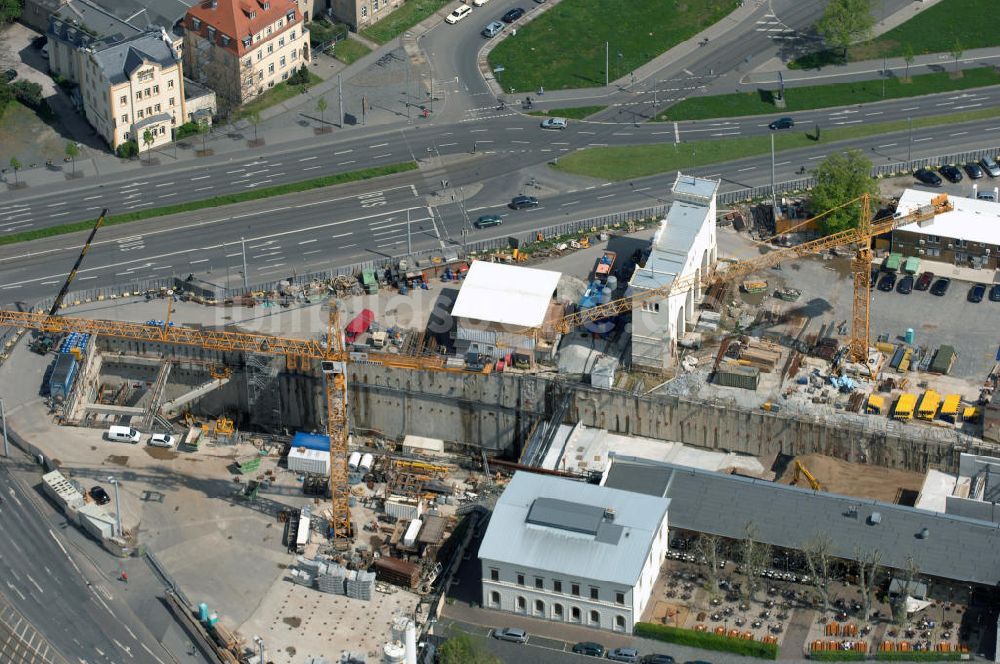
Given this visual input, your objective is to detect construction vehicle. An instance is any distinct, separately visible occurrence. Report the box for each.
[30,208,108,354]
[792,460,823,491]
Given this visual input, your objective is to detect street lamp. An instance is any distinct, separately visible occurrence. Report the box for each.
[1,398,8,457]
[107,475,123,538]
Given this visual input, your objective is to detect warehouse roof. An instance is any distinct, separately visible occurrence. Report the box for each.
[451,261,561,328]
[479,471,670,586]
[896,188,1000,246]
[603,456,1000,586]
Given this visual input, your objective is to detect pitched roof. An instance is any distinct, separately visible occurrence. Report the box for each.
[603,456,1000,587]
[185,0,300,55]
[478,471,670,586]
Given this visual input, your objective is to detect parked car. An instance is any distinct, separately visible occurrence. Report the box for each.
[444,4,472,24]
[474,214,502,228]
[641,656,675,664]
[980,157,1000,177]
[493,627,528,643]
[572,642,605,657]
[913,167,942,187]
[509,195,539,209]
[931,277,951,296]
[877,273,897,292]
[608,648,640,663]
[896,274,914,294]
[939,164,963,183]
[472,0,489,5]
[148,433,176,448]
[964,162,985,179]
[481,20,504,37]
[540,117,568,130]
[501,7,525,22]
[915,271,934,291]
[768,117,794,130]
[89,486,111,505]
[990,284,1000,302]
[969,283,987,303]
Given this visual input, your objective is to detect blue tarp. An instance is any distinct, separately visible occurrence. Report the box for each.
[291,432,329,451]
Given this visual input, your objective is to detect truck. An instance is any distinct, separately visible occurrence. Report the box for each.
[345,309,375,343]
[594,251,616,281]
[48,352,78,399]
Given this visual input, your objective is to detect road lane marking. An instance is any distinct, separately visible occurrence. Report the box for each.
[299,156,317,161]
[369,143,389,148]
[334,149,353,155]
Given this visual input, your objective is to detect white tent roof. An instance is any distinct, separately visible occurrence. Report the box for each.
[451,261,561,328]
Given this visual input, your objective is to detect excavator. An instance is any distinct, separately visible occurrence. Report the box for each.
[792,460,823,491]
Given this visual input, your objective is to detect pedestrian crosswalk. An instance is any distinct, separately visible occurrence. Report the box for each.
[0,594,69,664]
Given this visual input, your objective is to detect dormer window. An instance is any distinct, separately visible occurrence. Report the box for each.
[286,9,294,22]
[242,36,252,47]
[207,25,216,40]
[221,34,230,46]
[248,10,256,18]
[262,1,269,8]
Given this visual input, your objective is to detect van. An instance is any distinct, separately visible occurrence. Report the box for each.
[107,425,141,443]
[444,4,472,23]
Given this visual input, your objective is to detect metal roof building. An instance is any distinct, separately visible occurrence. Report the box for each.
[479,471,670,632]
[603,455,1000,587]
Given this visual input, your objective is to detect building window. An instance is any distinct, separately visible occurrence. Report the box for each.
[553,604,564,620]
[262,1,269,7]
[137,109,144,118]
[534,577,543,590]
[154,103,161,112]
[570,607,581,623]
[361,5,367,17]
[516,596,526,613]
[169,97,175,106]
[615,591,625,605]
[268,63,274,74]
[267,43,273,54]
[152,85,159,94]
[927,235,940,243]
[926,248,941,257]
[571,583,580,597]
[589,610,600,626]
[281,72,288,80]
[221,34,230,46]
[245,75,253,86]
[160,126,166,135]
[249,10,256,18]
[258,50,263,60]
[168,79,174,88]
[286,9,294,22]
[589,587,599,601]
[553,580,562,593]
[374,0,379,9]
[191,17,200,29]
[615,615,626,631]
[121,114,128,123]
[291,50,297,61]
[490,569,498,582]
[266,26,272,35]
[279,56,286,68]
[490,591,500,607]
[144,87,150,96]
[955,238,967,248]
[516,573,524,586]
[119,95,126,104]
[277,18,283,27]
[207,26,215,40]
[136,91,142,100]
[533,599,544,616]
[279,37,285,47]
[267,80,274,87]
[258,71,264,81]
[146,106,152,115]
[243,39,252,49]
[290,29,295,39]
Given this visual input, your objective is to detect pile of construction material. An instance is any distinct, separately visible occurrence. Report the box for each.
[727,336,782,372]
[291,558,376,600]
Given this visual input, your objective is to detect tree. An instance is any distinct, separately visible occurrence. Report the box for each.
[8,156,20,186]
[439,634,502,664]
[893,556,920,626]
[809,150,880,235]
[739,522,769,602]
[951,38,963,76]
[902,44,915,82]
[142,128,154,164]
[65,141,80,175]
[315,96,328,126]
[196,119,210,152]
[816,0,875,56]
[694,534,723,599]
[803,534,834,613]
[854,546,883,622]
[0,0,22,24]
[248,109,262,143]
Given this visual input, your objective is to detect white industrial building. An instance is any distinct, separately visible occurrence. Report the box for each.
[451,261,564,361]
[478,471,670,633]
[892,188,1000,270]
[630,174,719,370]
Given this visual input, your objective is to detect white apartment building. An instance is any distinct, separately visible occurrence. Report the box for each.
[629,174,719,370]
[479,471,670,633]
[184,0,310,110]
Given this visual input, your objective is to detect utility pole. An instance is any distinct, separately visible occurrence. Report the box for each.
[653,79,658,106]
[406,207,412,255]
[882,56,887,98]
[362,96,367,126]
[240,236,248,290]
[108,476,122,537]
[337,74,343,128]
[429,74,434,113]
[907,116,913,162]
[1,398,8,458]
[605,42,609,87]
[770,132,778,213]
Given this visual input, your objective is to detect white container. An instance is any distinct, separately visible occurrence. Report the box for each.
[288,447,331,475]
[348,451,362,471]
[359,452,375,473]
[402,518,423,548]
[385,497,423,521]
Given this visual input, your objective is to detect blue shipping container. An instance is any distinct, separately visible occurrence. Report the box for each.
[49,353,78,399]
[291,432,331,452]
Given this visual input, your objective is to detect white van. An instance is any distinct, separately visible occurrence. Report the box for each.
[445,3,472,23]
[107,425,141,443]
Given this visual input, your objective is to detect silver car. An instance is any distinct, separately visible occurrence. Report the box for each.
[493,627,528,643]
[979,156,1000,177]
[540,117,568,130]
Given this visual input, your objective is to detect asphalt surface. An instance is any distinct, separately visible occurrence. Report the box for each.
[0,460,183,664]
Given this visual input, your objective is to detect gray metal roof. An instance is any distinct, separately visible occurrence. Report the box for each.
[630,200,710,292]
[479,472,670,586]
[50,0,142,47]
[604,456,1000,586]
[672,173,719,203]
[91,29,176,84]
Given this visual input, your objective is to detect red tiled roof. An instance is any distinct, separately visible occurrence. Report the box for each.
[185,0,301,56]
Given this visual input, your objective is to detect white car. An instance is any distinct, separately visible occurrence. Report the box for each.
[444,4,472,23]
[540,117,568,130]
[472,0,489,6]
[148,433,176,448]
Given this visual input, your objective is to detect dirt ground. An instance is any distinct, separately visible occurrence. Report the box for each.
[777,454,925,504]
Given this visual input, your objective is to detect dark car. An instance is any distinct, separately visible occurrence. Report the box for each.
[931,277,951,296]
[897,274,914,294]
[877,273,897,292]
[2,69,15,83]
[572,642,605,657]
[509,195,539,210]
[768,117,794,130]
[501,7,525,22]
[990,284,1000,302]
[914,168,942,187]
[965,162,985,179]
[89,486,111,505]
[641,656,676,664]
[939,164,963,183]
[915,271,934,291]
[474,214,502,228]
[969,283,987,303]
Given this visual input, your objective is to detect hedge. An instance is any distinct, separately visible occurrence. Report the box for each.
[809,651,867,661]
[875,652,964,661]
[175,121,200,139]
[633,623,779,659]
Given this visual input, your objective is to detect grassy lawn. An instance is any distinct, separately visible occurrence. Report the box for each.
[0,162,418,247]
[488,0,737,92]
[526,105,606,119]
[656,67,1000,121]
[361,0,449,44]
[552,107,1000,181]
[236,71,323,119]
[332,38,371,65]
